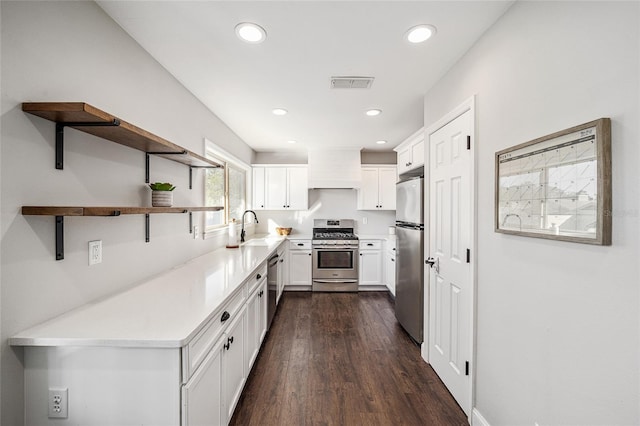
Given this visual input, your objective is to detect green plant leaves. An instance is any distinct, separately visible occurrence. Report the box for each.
[149,182,176,191]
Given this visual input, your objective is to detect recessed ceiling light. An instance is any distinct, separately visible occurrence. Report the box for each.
[406,24,437,44]
[287,140,297,144]
[272,108,288,116]
[366,109,382,116]
[235,22,267,44]
[376,140,387,145]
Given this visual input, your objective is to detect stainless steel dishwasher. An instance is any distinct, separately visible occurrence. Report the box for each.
[267,253,279,330]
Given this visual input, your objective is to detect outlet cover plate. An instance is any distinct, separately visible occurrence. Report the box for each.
[89,240,102,265]
[48,387,68,418]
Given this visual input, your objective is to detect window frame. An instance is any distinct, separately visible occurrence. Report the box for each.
[203,139,252,238]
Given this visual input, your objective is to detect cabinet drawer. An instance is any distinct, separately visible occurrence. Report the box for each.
[182,287,246,383]
[247,263,268,296]
[360,240,382,250]
[289,240,311,250]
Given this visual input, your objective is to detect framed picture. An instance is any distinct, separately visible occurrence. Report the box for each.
[495,118,611,245]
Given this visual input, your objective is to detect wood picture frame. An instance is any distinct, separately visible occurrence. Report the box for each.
[495,118,611,245]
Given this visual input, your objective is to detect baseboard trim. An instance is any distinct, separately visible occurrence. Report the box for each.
[472,408,491,426]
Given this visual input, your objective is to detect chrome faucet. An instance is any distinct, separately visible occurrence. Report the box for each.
[240,210,259,243]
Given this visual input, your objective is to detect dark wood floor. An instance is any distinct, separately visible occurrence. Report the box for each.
[230,291,468,426]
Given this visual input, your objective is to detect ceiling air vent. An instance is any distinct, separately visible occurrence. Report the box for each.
[330,76,374,89]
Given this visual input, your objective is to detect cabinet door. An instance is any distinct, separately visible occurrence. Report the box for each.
[265,167,288,209]
[222,307,246,424]
[245,288,260,372]
[286,167,308,210]
[411,138,425,169]
[182,339,223,426]
[258,279,268,344]
[357,168,380,210]
[359,250,383,285]
[378,167,397,210]
[276,250,286,303]
[397,148,412,175]
[385,252,396,296]
[253,167,266,210]
[289,249,312,287]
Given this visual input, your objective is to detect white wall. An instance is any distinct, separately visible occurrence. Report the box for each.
[0,2,254,424]
[423,2,639,425]
[254,188,395,236]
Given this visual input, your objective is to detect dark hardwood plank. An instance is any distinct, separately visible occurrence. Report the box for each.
[231,292,468,426]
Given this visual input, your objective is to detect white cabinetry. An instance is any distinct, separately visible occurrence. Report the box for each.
[358,166,397,210]
[253,165,308,210]
[276,245,287,303]
[385,239,396,296]
[181,339,223,426]
[288,240,312,289]
[359,240,384,287]
[246,273,267,372]
[222,306,247,424]
[395,128,425,176]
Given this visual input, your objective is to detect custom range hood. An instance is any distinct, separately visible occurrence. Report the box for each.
[307,148,362,189]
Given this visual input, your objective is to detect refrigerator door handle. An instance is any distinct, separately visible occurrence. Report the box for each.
[425,257,440,274]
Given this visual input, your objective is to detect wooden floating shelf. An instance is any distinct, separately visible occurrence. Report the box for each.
[22,102,223,172]
[23,206,224,260]
[22,206,223,217]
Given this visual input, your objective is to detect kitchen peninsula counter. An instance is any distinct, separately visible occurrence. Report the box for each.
[10,237,286,348]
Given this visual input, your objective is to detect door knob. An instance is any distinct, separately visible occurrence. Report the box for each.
[425,257,440,274]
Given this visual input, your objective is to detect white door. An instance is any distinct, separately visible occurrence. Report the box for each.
[358,168,379,209]
[428,108,473,416]
[289,249,312,287]
[252,167,266,210]
[264,167,288,209]
[182,339,223,426]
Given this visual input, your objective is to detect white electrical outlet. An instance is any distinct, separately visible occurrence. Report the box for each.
[88,240,102,265]
[363,217,368,225]
[48,388,68,418]
[193,225,199,239]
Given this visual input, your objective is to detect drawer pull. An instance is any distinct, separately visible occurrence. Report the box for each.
[257,273,262,280]
[221,311,230,322]
[224,342,230,351]
[367,243,374,246]
[228,336,234,345]
[297,243,304,246]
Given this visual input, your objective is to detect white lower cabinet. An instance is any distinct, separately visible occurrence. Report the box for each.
[222,306,247,424]
[182,339,224,426]
[246,277,267,371]
[359,240,384,287]
[385,242,396,296]
[276,246,287,303]
[288,240,312,289]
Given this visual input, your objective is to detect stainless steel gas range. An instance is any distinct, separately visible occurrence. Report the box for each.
[311,219,359,292]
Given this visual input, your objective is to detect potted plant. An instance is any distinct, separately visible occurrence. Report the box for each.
[149,182,176,207]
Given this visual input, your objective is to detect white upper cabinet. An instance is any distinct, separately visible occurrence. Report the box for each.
[357,166,397,210]
[395,128,425,176]
[252,165,308,211]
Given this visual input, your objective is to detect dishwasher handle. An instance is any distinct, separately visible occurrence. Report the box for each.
[268,255,279,267]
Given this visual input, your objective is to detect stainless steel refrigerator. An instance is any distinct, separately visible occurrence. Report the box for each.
[395,177,424,343]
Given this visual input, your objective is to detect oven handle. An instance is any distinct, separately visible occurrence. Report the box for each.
[312,246,359,250]
[312,279,359,284]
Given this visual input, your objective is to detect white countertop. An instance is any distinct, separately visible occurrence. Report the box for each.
[10,237,286,349]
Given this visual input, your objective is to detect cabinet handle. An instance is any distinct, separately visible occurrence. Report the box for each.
[367,243,374,246]
[360,253,363,256]
[297,243,304,246]
[224,342,230,351]
[228,336,234,345]
[283,205,286,208]
[280,259,284,263]
[308,253,312,256]
[392,248,396,251]
[261,205,264,208]
[257,273,262,280]
[221,311,230,322]
[391,258,395,262]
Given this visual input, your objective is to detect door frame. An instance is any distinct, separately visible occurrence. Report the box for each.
[421,95,477,419]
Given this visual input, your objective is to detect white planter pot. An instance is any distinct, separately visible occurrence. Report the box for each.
[152,191,173,207]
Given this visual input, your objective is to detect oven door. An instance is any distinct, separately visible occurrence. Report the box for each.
[312,246,359,280]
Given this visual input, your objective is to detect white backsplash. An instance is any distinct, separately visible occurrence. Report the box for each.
[254,189,395,236]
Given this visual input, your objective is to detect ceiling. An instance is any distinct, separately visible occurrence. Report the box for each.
[97,1,513,153]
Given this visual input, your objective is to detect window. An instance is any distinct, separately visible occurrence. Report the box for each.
[204,140,250,232]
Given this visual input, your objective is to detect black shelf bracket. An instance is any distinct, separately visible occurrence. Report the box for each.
[189,212,193,233]
[55,120,120,170]
[145,151,188,183]
[145,214,150,243]
[55,216,64,260]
